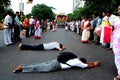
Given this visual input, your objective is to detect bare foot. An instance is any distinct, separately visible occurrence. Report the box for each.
[18,44,22,49]
[13,65,22,73]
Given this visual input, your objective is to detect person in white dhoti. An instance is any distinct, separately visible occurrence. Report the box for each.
[4,11,13,46]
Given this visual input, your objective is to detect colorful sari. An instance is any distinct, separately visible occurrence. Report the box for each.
[34,19,41,39]
[112,16,120,75]
[100,21,112,44]
[81,20,90,43]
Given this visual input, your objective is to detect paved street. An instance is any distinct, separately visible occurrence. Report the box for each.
[0,28,117,80]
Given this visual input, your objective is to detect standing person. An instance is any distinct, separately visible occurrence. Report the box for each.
[110,5,120,80]
[3,11,13,46]
[65,21,68,31]
[18,41,66,51]
[52,20,56,32]
[13,52,100,73]
[47,19,50,30]
[76,20,79,34]
[34,18,41,39]
[23,15,30,37]
[71,20,75,32]
[106,10,116,49]
[80,17,85,35]
[89,14,97,41]
[29,16,34,36]
[100,11,109,47]
[14,11,22,42]
[41,19,44,32]
[93,15,102,45]
[43,20,47,32]
[81,16,90,43]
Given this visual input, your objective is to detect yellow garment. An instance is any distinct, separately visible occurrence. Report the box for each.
[101,21,111,26]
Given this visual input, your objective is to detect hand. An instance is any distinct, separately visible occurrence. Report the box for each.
[93,61,101,67]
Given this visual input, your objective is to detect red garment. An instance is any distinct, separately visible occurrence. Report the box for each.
[34,19,39,29]
[103,26,112,43]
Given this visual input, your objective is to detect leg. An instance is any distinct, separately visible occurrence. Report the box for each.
[19,44,34,50]
[19,44,44,50]
[13,60,61,73]
[113,44,120,80]
[4,29,9,45]
[8,29,12,44]
[26,27,30,37]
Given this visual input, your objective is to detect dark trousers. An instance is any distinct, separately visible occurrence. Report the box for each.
[89,29,94,40]
[22,60,61,72]
[30,25,34,36]
[20,44,44,50]
[14,26,21,42]
[96,36,100,45]
[25,27,30,37]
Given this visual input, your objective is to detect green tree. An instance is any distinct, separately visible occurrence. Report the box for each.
[67,13,73,21]
[31,4,55,21]
[85,0,120,15]
[0,0,11,22]
[70,0,120,20]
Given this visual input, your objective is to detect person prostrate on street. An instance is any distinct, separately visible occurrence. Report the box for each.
[13,52,101,73]
[18,41,66,51]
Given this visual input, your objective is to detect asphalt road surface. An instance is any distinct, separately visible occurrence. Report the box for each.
[0,28,117,80]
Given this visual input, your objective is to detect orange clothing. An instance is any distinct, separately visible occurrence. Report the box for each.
[24,18,30,27]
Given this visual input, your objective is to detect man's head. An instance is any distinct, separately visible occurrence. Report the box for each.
[59,43,63,49]
[16,11,19,15]
[59,43,66,51]
[79,58,87,63]
[7,11,12,16]
[106,10,112,17]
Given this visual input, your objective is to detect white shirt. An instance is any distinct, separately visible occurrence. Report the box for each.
[102,16,108,22]
[29,18,34,25]
[109,14,116,26]
[43,42,60,50]
[4,15,12,28]
[60,58,88,69]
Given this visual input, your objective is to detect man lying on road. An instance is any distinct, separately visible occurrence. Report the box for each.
[19,41,66,51]
[13,52,101,73]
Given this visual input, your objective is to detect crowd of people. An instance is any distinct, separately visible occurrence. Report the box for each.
[2,5,120,80]
[65,10,115,49]
[3,11,57,46]
[64,5,120,80]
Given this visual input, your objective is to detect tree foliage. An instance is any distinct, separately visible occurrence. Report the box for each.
[31,4,55,21]
[67,0,120,21]
[0,0,11,22]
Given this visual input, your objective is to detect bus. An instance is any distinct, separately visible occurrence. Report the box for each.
[55,14,68,27]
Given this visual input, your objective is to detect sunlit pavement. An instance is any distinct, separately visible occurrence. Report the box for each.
[0,28,117,80]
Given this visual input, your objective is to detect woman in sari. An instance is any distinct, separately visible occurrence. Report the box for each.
[81,16,90,43]
[34,18,41,39]
[112,5,120,80]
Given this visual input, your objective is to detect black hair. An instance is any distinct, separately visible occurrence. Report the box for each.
[80,58,87,63]
[16,11,19,14]
[7,11,12,15]
[59,43,63,48]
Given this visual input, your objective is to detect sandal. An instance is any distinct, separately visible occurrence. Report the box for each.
[114,76,120,80]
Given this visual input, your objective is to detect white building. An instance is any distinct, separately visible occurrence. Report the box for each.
[73,0,85,11]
